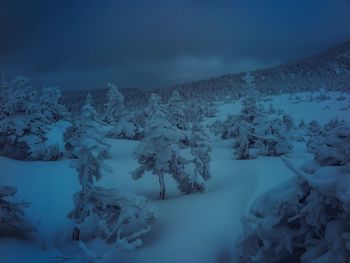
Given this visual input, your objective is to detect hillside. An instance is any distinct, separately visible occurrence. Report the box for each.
[62,40,350,112]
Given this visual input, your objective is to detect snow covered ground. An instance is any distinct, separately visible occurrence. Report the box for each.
[1,91,349,263]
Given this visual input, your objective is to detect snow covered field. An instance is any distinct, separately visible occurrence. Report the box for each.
[1,91,349,263]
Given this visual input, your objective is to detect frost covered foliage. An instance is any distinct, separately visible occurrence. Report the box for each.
[64,94,106,159]
[166,90,187,130]
[282,113,295,132]
[106,115,142,140]
[307,120,322,136]
[40,86,70,122]
[133,93,163,129]
[256,118,293,156]
[132,104,202,199]
[69,187,157,249]
[0,185,32,235]
[188,123,212,193]
[230,73,265,159]
[315,87,331,101]
[68,94,157,249]
[236,123,350,263]
[145,93,163,120]
[132,108,192,199]
[217,114,292,159]
[307,119,349,166]
[104,83,125,125]
[0,76,59,160]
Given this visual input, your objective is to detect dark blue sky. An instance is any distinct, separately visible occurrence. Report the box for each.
[1,0,350,90]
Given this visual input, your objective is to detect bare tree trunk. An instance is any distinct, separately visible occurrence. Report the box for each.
[159,173,165,200]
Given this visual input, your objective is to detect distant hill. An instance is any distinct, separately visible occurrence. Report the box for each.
[63,40,350,112]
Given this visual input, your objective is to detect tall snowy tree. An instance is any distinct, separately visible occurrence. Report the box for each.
[144,93,163,120]
[68,94,157,248]
[104,83,125,125]
[64,93,105,158]
[188,122,212,193]
[131,108,189,199]
[166,90,187,130]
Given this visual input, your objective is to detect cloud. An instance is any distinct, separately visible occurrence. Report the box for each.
[1,0,350,90]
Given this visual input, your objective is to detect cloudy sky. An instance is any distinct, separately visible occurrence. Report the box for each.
[1,0,350,90]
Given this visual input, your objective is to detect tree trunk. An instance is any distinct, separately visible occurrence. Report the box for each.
[159,173,166,200]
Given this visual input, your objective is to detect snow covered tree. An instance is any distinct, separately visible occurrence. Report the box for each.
[298,119,307,130]
[64,93,105,159]
[232,119,259,159]
[0,76,56,160]
[307,120,322,136]
[256,118,293,156]
[187,122,212,193]
[282,113,295,131]
[104,83,125,125]
[165,90,187,130]
[40,86,70,123]
[231,84,265,159]
[106,114,141,140]
[131,108,189,199]
[144,93,163,120]
[236,122,350,263]
[0,185,32,235]
[307,119,349,167]
[68,94,157,248]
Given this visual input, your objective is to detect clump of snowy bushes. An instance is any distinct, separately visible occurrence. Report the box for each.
[0,185,32,235]
[0,76,69,160]
[212,73,292,159]
[236,121,350,263]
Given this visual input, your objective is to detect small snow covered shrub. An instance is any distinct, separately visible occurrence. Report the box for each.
[307,119,349,166]
[69,187,157,248]
[236,122,350,263]
[307,120,322,136]
[214,74,292,159]
[298,119,307,130]
[187,122,212,193]
[335,94,346,101]
[256,118,293,156]
[0,185,32,235]
[106,115,142,140]
[202,101,218,118]
[315,87,331,101]
[40,86,70,122]
[282,113,295,131]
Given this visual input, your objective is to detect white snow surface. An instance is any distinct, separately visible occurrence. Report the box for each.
[0,91,349,263]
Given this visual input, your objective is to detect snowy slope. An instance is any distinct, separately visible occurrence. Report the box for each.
[1,90,349,263]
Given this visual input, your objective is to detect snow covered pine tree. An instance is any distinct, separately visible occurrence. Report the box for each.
[67,94,157,249]
[188,122,212,193]
[104,83,125,125]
